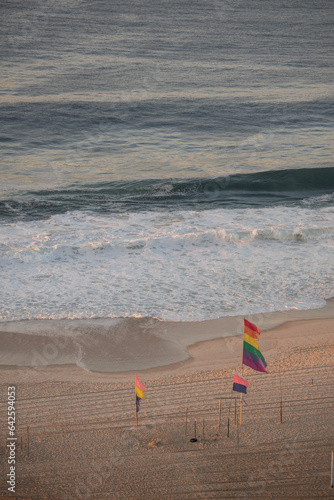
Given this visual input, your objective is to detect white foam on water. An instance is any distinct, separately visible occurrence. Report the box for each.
[0,204,333,322]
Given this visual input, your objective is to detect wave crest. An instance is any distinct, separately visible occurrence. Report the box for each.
[1,167,333,221]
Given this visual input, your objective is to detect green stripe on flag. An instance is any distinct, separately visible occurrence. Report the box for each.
[243,341,265,361]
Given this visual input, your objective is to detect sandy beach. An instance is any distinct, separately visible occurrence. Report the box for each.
[0,303,334,499]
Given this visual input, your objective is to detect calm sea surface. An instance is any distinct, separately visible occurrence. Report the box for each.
[0,0,333,321]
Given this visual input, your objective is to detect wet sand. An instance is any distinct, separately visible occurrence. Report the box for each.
[0,304,334,498]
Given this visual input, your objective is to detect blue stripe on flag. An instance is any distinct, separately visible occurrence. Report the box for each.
[233,382,247,394]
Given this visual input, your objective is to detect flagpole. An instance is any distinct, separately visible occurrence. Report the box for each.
[240,323,244,425]
[279,364,283,424]
[136,396,138,427]
[135,374,147,428]
[240,363,243,425]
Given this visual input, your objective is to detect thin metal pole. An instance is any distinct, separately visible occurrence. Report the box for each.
[279,365,283,424]
[240,365,243,424]
[218,398,222,432]
[280,401,283,424]
[185,407,188,436]
[227,418,230,438]
[236,410,239,446]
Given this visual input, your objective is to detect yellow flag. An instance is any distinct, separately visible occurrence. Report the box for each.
[135,386,146,399]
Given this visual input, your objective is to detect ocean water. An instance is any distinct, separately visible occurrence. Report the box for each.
[0,0,333,322]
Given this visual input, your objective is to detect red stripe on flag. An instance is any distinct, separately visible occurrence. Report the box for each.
[244,319,260,339]
[233,374,249,387]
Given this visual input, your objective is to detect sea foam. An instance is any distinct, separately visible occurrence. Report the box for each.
[0,203,333,322]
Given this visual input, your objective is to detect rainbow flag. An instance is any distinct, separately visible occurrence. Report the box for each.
[243,319,268,373]
[135,374,147,413]
[233,371,249,394]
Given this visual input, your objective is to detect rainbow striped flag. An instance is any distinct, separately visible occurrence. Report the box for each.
[233,371,249,394]
[243,319,268,373]
[135,374,147,413]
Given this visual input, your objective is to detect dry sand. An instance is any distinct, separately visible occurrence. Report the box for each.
[0,305,334,499]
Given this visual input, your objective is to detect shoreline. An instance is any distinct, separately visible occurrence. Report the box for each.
[0,299,334,382]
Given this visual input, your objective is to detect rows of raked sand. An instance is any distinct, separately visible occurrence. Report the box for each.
[0,306,334,498]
